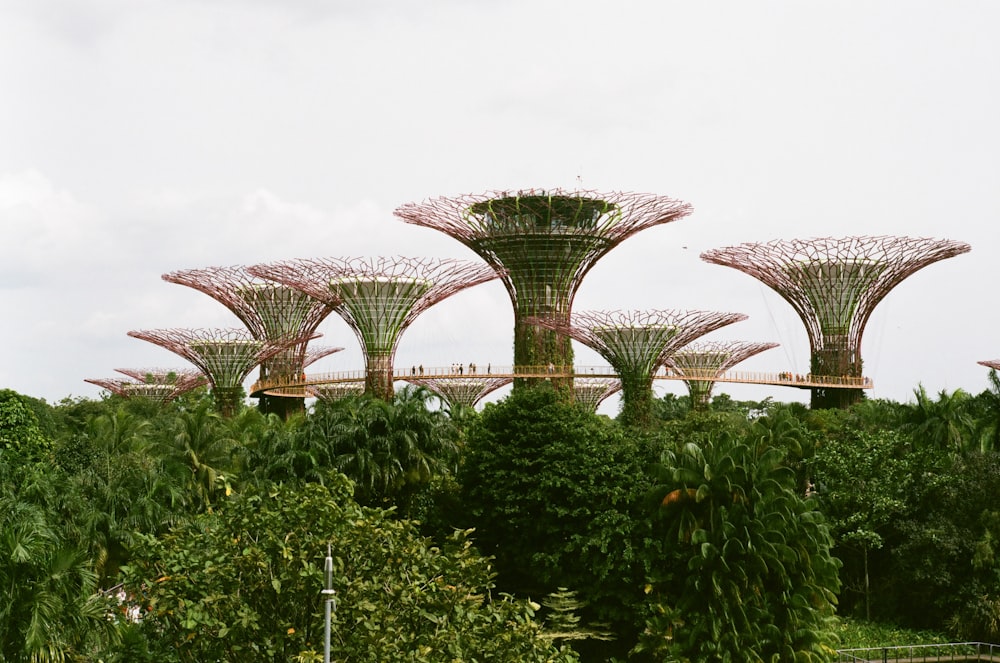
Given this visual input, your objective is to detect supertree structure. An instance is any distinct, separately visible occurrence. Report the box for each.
[85,367,207,403]
[258,345,346,399]
[306,382,366,403]
[409,376,513,411]
[394,189,692,390]
[114,367,207,401]
[162,265,337,418]
[979,360,1000,371]
[248,256,500,401]
[527,309,747,428]
[115,367,206,388]
[127,328,314,417]
[665,340,779,410]
[701,236,971,409]
[573,377,622,413]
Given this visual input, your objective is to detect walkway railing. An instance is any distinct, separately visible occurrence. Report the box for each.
[836,642,1000,662]
[249,364,873,397]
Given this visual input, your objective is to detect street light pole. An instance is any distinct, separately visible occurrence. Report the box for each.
[322,544,336,663]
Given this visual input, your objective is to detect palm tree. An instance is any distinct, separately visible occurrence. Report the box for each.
[0,485,117,660]
[642,430,840,661]
[304,387,460,509]
[971,369,1000,453]
[158,402,239,511]
[905,384,975,453]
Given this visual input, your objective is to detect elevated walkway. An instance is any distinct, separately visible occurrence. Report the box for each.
[249,364,872,398]
[836,641,1000,662]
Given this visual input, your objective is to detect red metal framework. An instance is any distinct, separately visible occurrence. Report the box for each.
[666,340,779,409]
[978,360,1000,371]
[127,328,315,416]
[162,265,338,417]
[85,371,206,402]
[302,345,345,369]
[701,236,970,409]
[573,377,622,413]
[247,256,500,400]
[306,383,366,402]
[409,376,513,410]
[114,367,206,388]
[527,309,747,427]
[394,189,692,388]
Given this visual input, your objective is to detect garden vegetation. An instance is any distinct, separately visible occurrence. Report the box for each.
[2,374,1000,661]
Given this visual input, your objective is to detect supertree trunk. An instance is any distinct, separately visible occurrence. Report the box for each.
[810,343,864,409]
[685,380,714,411]
[618,374,656,428]
[366,353,395,401]
[212,386,244,418]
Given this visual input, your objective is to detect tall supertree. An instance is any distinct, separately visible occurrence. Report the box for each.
[573,377,622,413]
[527,309,747,428]
[85,367,207,403]
[410,376,513,411]
[701,236,971,409]
[665,340,779,410]
[162,265,337,418]
[248,257,500,401]
[127,328,313,417]
[394,189,692,391]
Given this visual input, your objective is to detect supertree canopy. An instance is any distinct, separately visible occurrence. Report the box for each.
[394,189,692,390]
[248,256,500,400]
[162,265,337,418]
[127,328,314,416]
[527,309,747,427]
[665,340,779,410]
[306,382,366,403]
[701,236,971,409]
[978,360,1000,371]
[410,376,513,411]
[85,367,207,403]
[573,377,622,413]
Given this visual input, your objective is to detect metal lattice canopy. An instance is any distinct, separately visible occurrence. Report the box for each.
[127,327,314,399]
[162,265,337,388]
[527,309,747,426]
[85,375,203,402]
[306,383,366,402]
[527,309,749,379]
[573,377,622,413]
[978,360,1000,371]
[247,256,501,399]
[665,340,779,408]
[394,189,693,374]
[162,265,335,339]
[115,367,207,391]
[409,376,513,410]
[700,236,971,371]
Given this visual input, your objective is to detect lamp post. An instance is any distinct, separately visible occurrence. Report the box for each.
[322,544,336,663]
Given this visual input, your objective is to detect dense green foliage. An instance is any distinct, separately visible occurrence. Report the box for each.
[125,475,577,662]
[4,372,1000,659]
[459,386,650,658]
[639,420,841,661]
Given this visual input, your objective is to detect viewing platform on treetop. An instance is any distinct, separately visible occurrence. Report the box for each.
[248,364,873,398]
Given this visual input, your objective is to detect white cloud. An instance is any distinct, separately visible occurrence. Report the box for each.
[1,1,998,406]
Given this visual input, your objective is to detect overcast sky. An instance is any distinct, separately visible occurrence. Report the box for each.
[2,0,998,413]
